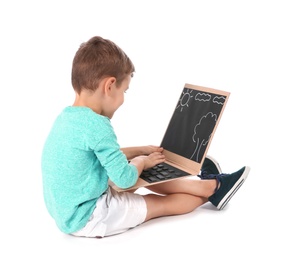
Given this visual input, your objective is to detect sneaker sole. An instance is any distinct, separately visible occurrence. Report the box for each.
[206,155,222,174]
[217,166,250,210]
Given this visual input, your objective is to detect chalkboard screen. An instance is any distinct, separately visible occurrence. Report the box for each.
[161,84,229,164]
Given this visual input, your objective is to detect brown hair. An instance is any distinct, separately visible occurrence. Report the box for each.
[71,36,135,93]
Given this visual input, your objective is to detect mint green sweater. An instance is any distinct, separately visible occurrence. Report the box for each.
[41,107,138,234]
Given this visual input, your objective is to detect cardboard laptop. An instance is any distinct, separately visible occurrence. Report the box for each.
[110,83,230,192]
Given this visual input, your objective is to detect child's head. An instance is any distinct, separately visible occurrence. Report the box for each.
[71,36,135,94]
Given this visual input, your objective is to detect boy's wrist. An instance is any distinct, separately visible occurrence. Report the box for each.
[130,156,146,174]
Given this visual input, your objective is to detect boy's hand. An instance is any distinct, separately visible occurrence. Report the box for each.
[121,145,163,160]
[142,145,163,155]
[129,151,165,175]
[141,151,165,170]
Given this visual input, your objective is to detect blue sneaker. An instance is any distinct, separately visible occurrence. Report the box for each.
[198,155,222,179]
[208,166,250,210]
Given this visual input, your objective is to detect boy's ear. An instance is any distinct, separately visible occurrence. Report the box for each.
[104,77,117,95]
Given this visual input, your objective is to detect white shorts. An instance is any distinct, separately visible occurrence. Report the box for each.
[71,186,147,238]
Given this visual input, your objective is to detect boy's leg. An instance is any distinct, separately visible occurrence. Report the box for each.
[142,178,217,221]
[143,192,208,222]
[146,177,217,198]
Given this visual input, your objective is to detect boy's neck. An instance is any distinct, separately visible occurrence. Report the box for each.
[73,91,102,115]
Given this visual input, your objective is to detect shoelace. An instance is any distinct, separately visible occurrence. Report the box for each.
[198,170,218,179]
[198,172,229,192]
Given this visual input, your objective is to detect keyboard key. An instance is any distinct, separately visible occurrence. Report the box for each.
[156,174,165,180]
[148,176,159,182]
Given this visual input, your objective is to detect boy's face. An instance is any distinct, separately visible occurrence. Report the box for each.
[104,75,131,119]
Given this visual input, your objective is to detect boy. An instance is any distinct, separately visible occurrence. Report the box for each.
[41,36,250,238]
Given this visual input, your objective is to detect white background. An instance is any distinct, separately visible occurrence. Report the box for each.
[1,1,285,259]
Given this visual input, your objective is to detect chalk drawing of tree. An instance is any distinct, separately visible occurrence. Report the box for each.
[190,112,217,162]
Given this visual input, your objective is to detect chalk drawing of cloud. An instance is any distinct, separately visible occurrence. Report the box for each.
[213,96,226,105]
[195,93,211,102]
